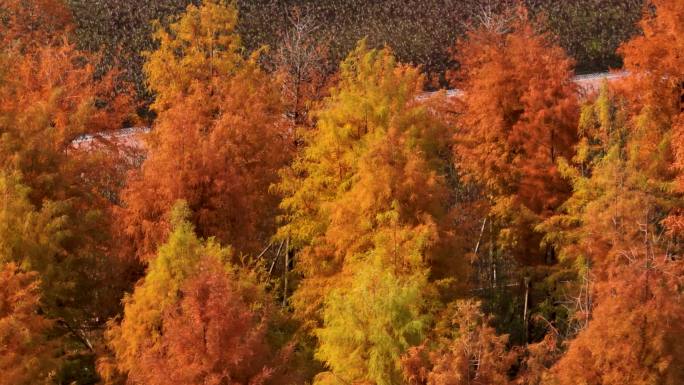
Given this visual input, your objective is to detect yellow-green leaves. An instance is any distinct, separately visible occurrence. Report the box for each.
[144,0,243,111]
[315,262,429,385]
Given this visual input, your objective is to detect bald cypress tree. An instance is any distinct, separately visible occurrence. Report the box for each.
[119,0,291,261]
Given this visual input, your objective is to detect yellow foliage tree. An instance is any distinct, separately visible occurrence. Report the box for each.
[143,0,243,112]
[315,260,429,385]
[276,41,461,329]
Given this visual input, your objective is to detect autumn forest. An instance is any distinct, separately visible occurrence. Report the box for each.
[1,0,683,384]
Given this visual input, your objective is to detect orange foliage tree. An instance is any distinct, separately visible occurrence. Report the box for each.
[401,301,517,385]
[0,1,134,383]
[540,2,684,383]
[538,84,682,385]
[104,202,300,385]
[131,258,290,385]
[541,0,682,301]
[619,0,684,121]
[453,10,578,265]
[119,0,291,260]
[0,263,59,385]
[0,0,131,205]
[0,0,132,323]
[0,44,130,204]
[618,0,684,232]
[547,259,684,385]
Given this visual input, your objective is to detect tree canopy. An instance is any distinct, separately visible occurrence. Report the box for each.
[3,1,684,385]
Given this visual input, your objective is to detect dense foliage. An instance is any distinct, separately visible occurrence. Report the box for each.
[1,0,683,385]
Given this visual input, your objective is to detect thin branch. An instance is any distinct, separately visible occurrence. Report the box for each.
[56,318,94,352]
[256,241,273,260]
[473,216,488,257]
